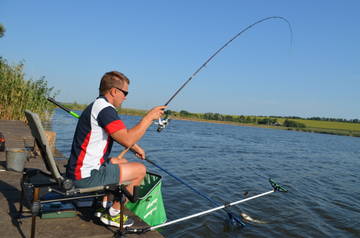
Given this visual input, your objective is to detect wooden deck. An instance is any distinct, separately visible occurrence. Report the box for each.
[0,120,164,238]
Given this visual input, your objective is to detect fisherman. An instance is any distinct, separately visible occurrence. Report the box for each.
[66,71,166,227]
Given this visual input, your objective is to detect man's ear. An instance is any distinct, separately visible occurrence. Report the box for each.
[109,88,116,97]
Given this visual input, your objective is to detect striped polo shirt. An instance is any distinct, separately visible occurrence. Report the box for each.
[66,96,126,180]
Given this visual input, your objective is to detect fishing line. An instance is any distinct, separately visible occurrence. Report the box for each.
[146,157,245,226]
[157,16,293,132]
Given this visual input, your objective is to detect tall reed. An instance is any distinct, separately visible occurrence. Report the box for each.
[0,57,58,121]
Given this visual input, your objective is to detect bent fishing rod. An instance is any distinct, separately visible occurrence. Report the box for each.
[48,97,245,226]
[156,16,293,132]
[123,179,287,235]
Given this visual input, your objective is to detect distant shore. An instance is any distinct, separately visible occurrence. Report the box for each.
[166,116,360,137]
[60,103,360,138]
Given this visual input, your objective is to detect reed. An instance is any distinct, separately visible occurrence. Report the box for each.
[0,57,58,121]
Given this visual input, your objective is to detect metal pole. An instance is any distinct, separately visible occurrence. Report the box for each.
[150,190,274,230]
[31,187,40,238]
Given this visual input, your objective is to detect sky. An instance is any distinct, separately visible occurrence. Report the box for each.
[1,1,359,119]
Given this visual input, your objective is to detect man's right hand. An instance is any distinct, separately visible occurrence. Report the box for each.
[145,105,167,121]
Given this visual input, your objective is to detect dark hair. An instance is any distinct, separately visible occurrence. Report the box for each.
[99,71,130,95]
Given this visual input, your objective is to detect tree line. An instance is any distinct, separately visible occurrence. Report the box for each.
[170,110,359,124]
[167,110,307,128]
[273,115,359,123]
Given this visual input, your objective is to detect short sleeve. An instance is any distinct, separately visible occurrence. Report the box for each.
[97,107,126,134]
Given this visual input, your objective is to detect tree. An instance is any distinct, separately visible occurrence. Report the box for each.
[283,119,306,128]
[179,110,191,117]
[0,24,5,38]
[257,118,278,125]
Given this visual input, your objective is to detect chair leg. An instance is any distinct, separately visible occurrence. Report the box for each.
[19,185,24,215]
[31,187,40,238]
[120,197,125,231]
[18,174,26,216]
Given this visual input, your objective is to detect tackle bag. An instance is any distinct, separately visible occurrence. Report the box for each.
[126,172,167,226]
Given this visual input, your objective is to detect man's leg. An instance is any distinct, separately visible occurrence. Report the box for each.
[96,158,131,217]
[112,162,146,210]
[100,160,146,227]
[101,158,129,206]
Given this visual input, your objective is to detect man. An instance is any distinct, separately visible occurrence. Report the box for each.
[66,71,166,227]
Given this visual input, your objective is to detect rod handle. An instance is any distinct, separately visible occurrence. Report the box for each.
[47,97,80,119]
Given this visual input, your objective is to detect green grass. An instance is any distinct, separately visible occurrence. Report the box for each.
[287,119,360,132]
[62,102,87,111]
[119,108,147,116]
[272,118,360,136]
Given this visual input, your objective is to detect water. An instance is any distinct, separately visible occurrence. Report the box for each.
[51,109,360,238]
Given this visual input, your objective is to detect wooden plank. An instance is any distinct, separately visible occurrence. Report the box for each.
[0,120,34,149]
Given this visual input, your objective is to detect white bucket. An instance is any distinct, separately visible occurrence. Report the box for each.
[6,148,28,172]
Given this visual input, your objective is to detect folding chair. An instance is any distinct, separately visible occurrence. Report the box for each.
[19,110,138,238]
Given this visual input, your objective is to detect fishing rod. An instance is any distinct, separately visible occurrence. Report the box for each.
[157,16,293,132]
[48,98,246,226]
[48,97,80,119]
[146,157,245,226]
[122,179,287,235]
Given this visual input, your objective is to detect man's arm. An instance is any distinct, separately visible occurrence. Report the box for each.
[111,105,166,154]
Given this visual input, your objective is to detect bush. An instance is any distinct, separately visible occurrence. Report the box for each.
[283,119,306,128]
[0,57,58,121]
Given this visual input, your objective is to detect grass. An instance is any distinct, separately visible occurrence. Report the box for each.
[282,118,360,131]
[277,118,360,137]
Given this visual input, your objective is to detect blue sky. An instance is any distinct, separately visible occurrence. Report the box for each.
[1,1,359,119]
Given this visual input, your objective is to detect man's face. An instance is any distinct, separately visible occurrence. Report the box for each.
[113,82,128,108]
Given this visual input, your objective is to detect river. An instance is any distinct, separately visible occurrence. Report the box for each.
[51,109,360,238]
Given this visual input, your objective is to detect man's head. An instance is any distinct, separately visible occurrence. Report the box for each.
[99,71,130,95]
[99,71,130,107]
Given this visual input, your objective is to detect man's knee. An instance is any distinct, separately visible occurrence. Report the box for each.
[138,163,146,177]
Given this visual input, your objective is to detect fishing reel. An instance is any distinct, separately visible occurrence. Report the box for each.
[156,110,171,132]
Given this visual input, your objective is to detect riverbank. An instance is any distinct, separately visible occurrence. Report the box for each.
[170,116,360,137]
[117,108,360,138]
[118,111,360,137]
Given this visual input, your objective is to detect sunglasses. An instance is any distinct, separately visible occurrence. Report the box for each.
[114,87,128,97]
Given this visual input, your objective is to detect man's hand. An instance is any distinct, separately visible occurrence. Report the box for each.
[116,144,146,160]
[129,144,146,160]
[143,105,167,122]
[132,144,146,160]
